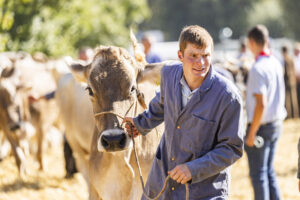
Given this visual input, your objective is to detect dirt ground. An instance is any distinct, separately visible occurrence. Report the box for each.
[0,119,299,200]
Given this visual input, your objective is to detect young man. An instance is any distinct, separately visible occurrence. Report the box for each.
[124,25,244,199]
[245,25,286,200]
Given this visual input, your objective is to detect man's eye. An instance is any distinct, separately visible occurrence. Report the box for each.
[85,86,94,96]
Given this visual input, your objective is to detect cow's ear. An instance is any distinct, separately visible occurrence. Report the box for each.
[1,66,15,78]
[70,63,91,84]
[130,29,147,65]
[137,62,165,85]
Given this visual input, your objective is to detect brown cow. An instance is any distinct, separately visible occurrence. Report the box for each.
[70,41,165,199]
[0,52,60,172]
[0,66,27,176]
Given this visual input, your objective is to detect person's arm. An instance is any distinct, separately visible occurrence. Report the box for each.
[184,97,244,184]
[246,94,265,147]
[123,66,166,136]
[132,67,165,136]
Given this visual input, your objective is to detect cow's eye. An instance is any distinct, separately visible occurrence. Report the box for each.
[85,86,94,96]
[130,86,136,94]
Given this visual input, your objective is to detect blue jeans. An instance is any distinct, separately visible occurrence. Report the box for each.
[245,121,282,200]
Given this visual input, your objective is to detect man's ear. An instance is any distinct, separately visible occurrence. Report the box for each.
[69,63,91,84]
[178,50,183,62]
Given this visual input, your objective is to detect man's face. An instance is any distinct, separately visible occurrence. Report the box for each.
[178,43,212,81]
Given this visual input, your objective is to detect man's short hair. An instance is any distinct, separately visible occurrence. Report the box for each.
[281,45,288,54]
[179,25,214,53]
[247,24,269,46]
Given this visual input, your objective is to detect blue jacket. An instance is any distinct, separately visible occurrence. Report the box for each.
[134,63,244,200]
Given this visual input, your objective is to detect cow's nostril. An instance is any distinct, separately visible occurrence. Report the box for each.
[10,124,20,131]
[119,133,126,148]
[101,136,110,149]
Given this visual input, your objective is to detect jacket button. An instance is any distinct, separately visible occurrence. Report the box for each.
[171,187,175,191]
[177,125,180,129]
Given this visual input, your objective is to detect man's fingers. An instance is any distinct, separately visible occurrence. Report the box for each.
[168,166,179,178]
[181,177,189,184]
[171,170,181,181]
[176,173,186,183]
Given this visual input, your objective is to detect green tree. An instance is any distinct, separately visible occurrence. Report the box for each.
[0,0,150,57]
[141,0,257,42]
[280,0,300,40]
[247,0,286,39]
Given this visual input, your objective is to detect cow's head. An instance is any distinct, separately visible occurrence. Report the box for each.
[70,37,164,153]
[0,55,32,134]
[0,67,22,132]
[70,45,144,152]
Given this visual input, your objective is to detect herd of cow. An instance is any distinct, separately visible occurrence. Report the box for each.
[0,33,250,200]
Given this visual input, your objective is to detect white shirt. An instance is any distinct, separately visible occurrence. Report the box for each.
[180,76,199,108]
[246,55,287,124]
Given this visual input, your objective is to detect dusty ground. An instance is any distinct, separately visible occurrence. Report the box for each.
[0,119,299,200]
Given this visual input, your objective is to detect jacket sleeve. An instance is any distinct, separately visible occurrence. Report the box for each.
[133,68,165,136]
[186,96,244,184]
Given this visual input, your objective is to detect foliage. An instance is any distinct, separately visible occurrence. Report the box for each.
[247,0,286,39]
[0,0,150,57]
[141,0,257,42]
[141,0,300,42]
[280,0,300,41]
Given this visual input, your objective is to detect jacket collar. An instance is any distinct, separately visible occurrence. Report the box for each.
[199,65,215,93]
[176,64,215,93]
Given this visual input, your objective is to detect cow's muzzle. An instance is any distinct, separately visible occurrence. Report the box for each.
[98,129,129,152]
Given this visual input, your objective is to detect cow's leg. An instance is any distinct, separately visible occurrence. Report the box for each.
[36,122,44,170]
[3,127,26,177]
[63,134,77,178]
[30,106,44,170]
[0,133,11,160]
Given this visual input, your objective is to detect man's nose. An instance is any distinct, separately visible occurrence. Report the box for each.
[194,57,205,65]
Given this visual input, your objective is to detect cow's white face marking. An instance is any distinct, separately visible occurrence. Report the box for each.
[97,128,132,152]
[95,71,107,81]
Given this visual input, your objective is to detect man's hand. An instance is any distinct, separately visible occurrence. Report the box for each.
[122,117,140,138]
[168,164,192,184]
[246,134,255,147]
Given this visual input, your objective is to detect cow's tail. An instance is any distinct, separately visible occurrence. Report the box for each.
[130,28,147,65]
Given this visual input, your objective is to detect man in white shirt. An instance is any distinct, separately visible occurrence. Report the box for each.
[245,24,286,200]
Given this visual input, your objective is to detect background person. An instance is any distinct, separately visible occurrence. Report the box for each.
[281,45,299,118]
[141,34,162,63]
[245,24,286,200]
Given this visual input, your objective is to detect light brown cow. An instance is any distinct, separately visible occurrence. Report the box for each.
[0,65,27,176]
[55,73,94,182]
[70,43,164,199]
[0,52,60,172]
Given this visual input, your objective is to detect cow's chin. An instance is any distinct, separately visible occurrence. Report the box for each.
[97,129,133,153]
